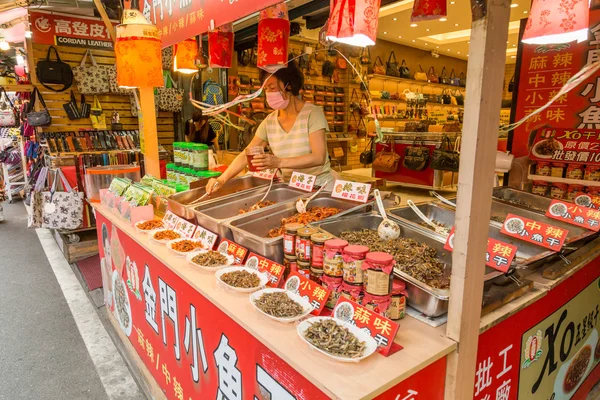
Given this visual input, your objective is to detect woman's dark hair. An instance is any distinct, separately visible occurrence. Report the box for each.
[192,110,205,122]
[259,60,304,96]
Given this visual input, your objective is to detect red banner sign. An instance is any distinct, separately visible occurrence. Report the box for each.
[443,227,518,273]
[500,213,568,252]
[216,238,248,265]
[284,272,330,316]
[30,11,115,50]
[575,192,600,209]
[546,199,600,231]
[512,9,600,158]
[138,0,281,48]
[245,252,285,288]
[332,297,399,356]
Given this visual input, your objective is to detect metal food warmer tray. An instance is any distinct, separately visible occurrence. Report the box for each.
[492,186,552,214]
[167,175,271,220]
[225,193,372,264]
[311,213,451,318]
[192,184,311,240]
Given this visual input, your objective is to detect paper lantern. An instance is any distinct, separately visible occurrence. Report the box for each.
[326,0,382,47]
[115,10,163,88]
[257,4,290,73]
[208,30,234,68]
[411,0,447,22]
[174,38,198,74]
[522,0,589,44]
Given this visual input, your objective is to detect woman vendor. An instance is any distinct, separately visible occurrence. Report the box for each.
[206,60,332,193]
[185,110,219,151]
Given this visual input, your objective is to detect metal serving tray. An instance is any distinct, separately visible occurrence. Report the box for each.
[192,184,311,240]
[492,186,551,214]
[167,175,270,220]
[226,194,371,264]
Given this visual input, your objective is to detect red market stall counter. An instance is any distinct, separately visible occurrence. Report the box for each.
[92,204,456,400]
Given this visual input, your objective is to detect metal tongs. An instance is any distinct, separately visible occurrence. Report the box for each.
[430,191,456,208]
[188,181,221,206]
[248,170,277,211]
[407,199,449,236]
[296,180,330,213]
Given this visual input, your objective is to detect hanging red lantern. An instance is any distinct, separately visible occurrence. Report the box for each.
[411,0,447,22]
[326,0,382,47]
[257,4,290,73]
[523,0,589,44]
[208,25,234,68]
[173,38,198,74]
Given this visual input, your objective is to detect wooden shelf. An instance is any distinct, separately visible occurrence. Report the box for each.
[528,174,600,187]
[1,84,34,92]
[366,117,427,122]
[367,74,466,91]
[370,97,464,108]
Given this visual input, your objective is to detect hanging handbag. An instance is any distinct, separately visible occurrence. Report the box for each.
[72,50,110,94]
[373,139,401,173]
[403,138,430,171]
[42,168,84,230]
[373,56,385,75]
[360,47,371,65]
[162,46,174,70]
[397,60,409,79]
[427,66,439,83]
[439,67,449,85]
[414,64,428,82]
[308,59,320,77]
[386,51,400,77]
[80,94,91,119]
[27,88,52,127]
[360,138,375,164]
[0,88,18,127]
[431,136,460,172]
[156,72,184,112]
[508,75,515,92]
[459,72,467,87]
[28,166,48,229]
[36,46,73,92]
[441,89,452,105]
[450,69,460,86]
[336,55,347,69]
[455,91,465,106]
[322,60,335,77]
[90,96,107,129]
[63,91,81,120]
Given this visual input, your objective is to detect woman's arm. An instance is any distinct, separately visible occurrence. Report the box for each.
[252,129,327,170]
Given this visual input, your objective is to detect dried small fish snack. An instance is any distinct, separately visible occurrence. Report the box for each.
[171,240,203,253]
[153,230,181,241]
[266,207,341,238]
[221,270,261,288]
[304,319,366,358]
[136,220,164,231]
[254,292,304,318]
[239,200,276,214]
[191,251,229,267]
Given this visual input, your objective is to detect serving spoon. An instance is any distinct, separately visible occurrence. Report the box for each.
[407,199,449,235]
[188,181,221,206]
[248,171,276,211]
[296,180,330,213]
[374,189,401,240]
[430,191,456,208]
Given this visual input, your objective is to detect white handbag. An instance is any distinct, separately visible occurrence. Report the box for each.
[0,88,17,127]
[72,50,110,94]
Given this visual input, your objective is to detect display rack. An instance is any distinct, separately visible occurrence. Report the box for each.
[367,74,468,92]
[1,137,27,203]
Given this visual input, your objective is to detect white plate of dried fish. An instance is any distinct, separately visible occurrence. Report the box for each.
[250,288,313,323]
[297,317,377,363]
[187,250,235,271]
[148,229,181,245]
[215,266,269,293]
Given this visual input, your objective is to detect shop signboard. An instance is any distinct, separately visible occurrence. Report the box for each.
[137,0,281,48]
[500,213,568,252]
[331,179,371,203]
[245,252,285,288]
[545,199,600,232]
[217,238,248,265]
[30,11,115,50]
[512,9,600,159]
[288,172,316,192]
[475,259,600,400]
[284,272,329,315]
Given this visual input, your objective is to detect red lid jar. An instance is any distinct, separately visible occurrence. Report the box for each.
[532,180,549,196]
[340,282,364,304]
[567,184,584,201]
[390,280,408,320]
[589,186,600,196]
[363,252,395,296]
[323,239,348,277]
[551,163,566,178]
[342,245,369,284]
[362,293,392,318]
[321,274,343,309]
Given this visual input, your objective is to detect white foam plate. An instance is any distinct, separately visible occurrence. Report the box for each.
[112,270,132,337]
[166,238,205,257]
[134,220,164,234]
[553,328,598,398]
[186,249,235,271]
[250,288,313,323]
[215,266,269,293]
[148,229,181,246]
[297,316,377,363]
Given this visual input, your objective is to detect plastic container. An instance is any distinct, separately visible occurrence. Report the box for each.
[566,164,584,180]
[536,161,551,176]
[363,293,392,318]
[173,142,182,167]
[295,227,316,263]
[551,163,566,178]
[321,274,343,309]
[204,171,222,178]
[342,245,369,284]
[567,184,584,201]
[389,280,408,320]
[85,165,141,202]
[585,165,600,181]
[340,282,364,304]
[180,143,190,169]
[532,180,549,196]
[283,223,304,256]
[550,182,568,199]
[323,239,348,277]
[198,144,209,171]
[166,163,176,182]
[363,252,394,296]
[311,232,332,269]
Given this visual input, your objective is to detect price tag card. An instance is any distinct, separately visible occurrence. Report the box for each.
[192,226,219,250]
[546,199,600,232]
[253,169,276,180]
[173,218,196,238]
[444,227,518,273]
[245,252,285,288]
[288,172,316,192]
[284,272,330,316]
[500,213,568,252]
[332,297,399,356]
[574,192,600,209]
[330,180,371,203]
[217,238,248,265]
[162,210,179,229]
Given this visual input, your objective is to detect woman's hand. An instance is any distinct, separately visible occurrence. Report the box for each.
[251,154,282,170]
[205,177,225,194]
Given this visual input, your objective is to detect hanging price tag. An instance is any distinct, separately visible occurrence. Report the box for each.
[245,252,285,287]
[444,227,518,273]
[288,171,316,192]
[332,297,399,356]
[162,210,179,229]
[217,238,248,265]
[192,226,219,249]
[253,169,276,180]
[546,199,600,231]
[330,179,371,203]
[284,272,330,315]
[173,218,197,238]
[500,213,568,252]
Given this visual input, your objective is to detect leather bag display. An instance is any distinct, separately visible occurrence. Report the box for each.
[27,88,52,127]
[72,50,110,95]
[90,96,107,129]
[322,60,335,77]
[360,47,371,65]
[399,60,410,79]
[449,69,460,86]
[508,75,515,92]
[427,67,439,83]
[360,138,375,165]
[36,46,73,92]
[459,72,467,87]
[0,88,18,127]
[63,91,82,120]
[80,94,91,119]
[373,139,401,173]
[385,52,400,77]
[373,56,385,75]
[156,72,184,112]
[431,135,460,172]
[438,67,449,85]
[403,138,430,171]
[414,64,428,82]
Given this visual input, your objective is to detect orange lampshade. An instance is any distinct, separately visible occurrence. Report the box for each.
[174,39,198,74]
[115,18,164,88]
[326,0,382,47]
[522,0,590,44]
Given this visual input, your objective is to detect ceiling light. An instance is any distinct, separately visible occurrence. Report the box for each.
[24,31,32,39]
[450,1,455,3]
[398,36,402,38]
[447,49,450,51]
[511,55,516,58]
[393,17,397,21]
[383,31,387,34]
[439,18,447,22]
[454,23,459,26]
[512,44,516,47]
[467,41,470,44]
[436,46,439,48]
[410,23,418,27]
[0,40,9,51]
[510,3,518,7]
[523,10,528,13]
[412,39,416,42]
[426,28,430,32]
[424,43,428,45]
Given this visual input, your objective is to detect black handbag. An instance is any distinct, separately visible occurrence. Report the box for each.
[431,136,460,172]
[441,89,452,105]
[36,46,73,92]
[399,60,410,79]
[360,47,371,65]
[449,69,460,86]
[403,138,430,171]
[508,75,515,92]
[322,60,335,77]
[360,138,375,165]
[439,67,449,85]
[27,88,52,127]
[454,91,465,106]
[63,91,81,120]
[386,51,400,77]
[459,72,467,87]
[80,94,91,118]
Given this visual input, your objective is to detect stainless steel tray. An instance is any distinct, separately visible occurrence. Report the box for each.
[311,212,450,317]
[226,194,372,264]
[167,175,270,220]
[492,186,551,214]
[192,184,311,240]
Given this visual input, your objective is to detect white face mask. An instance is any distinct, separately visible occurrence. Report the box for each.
[266,83,290,110]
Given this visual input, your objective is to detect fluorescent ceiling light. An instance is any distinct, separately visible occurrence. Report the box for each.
[410,23,417,27]
[439,18,447,21]
[510,3,518,7]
